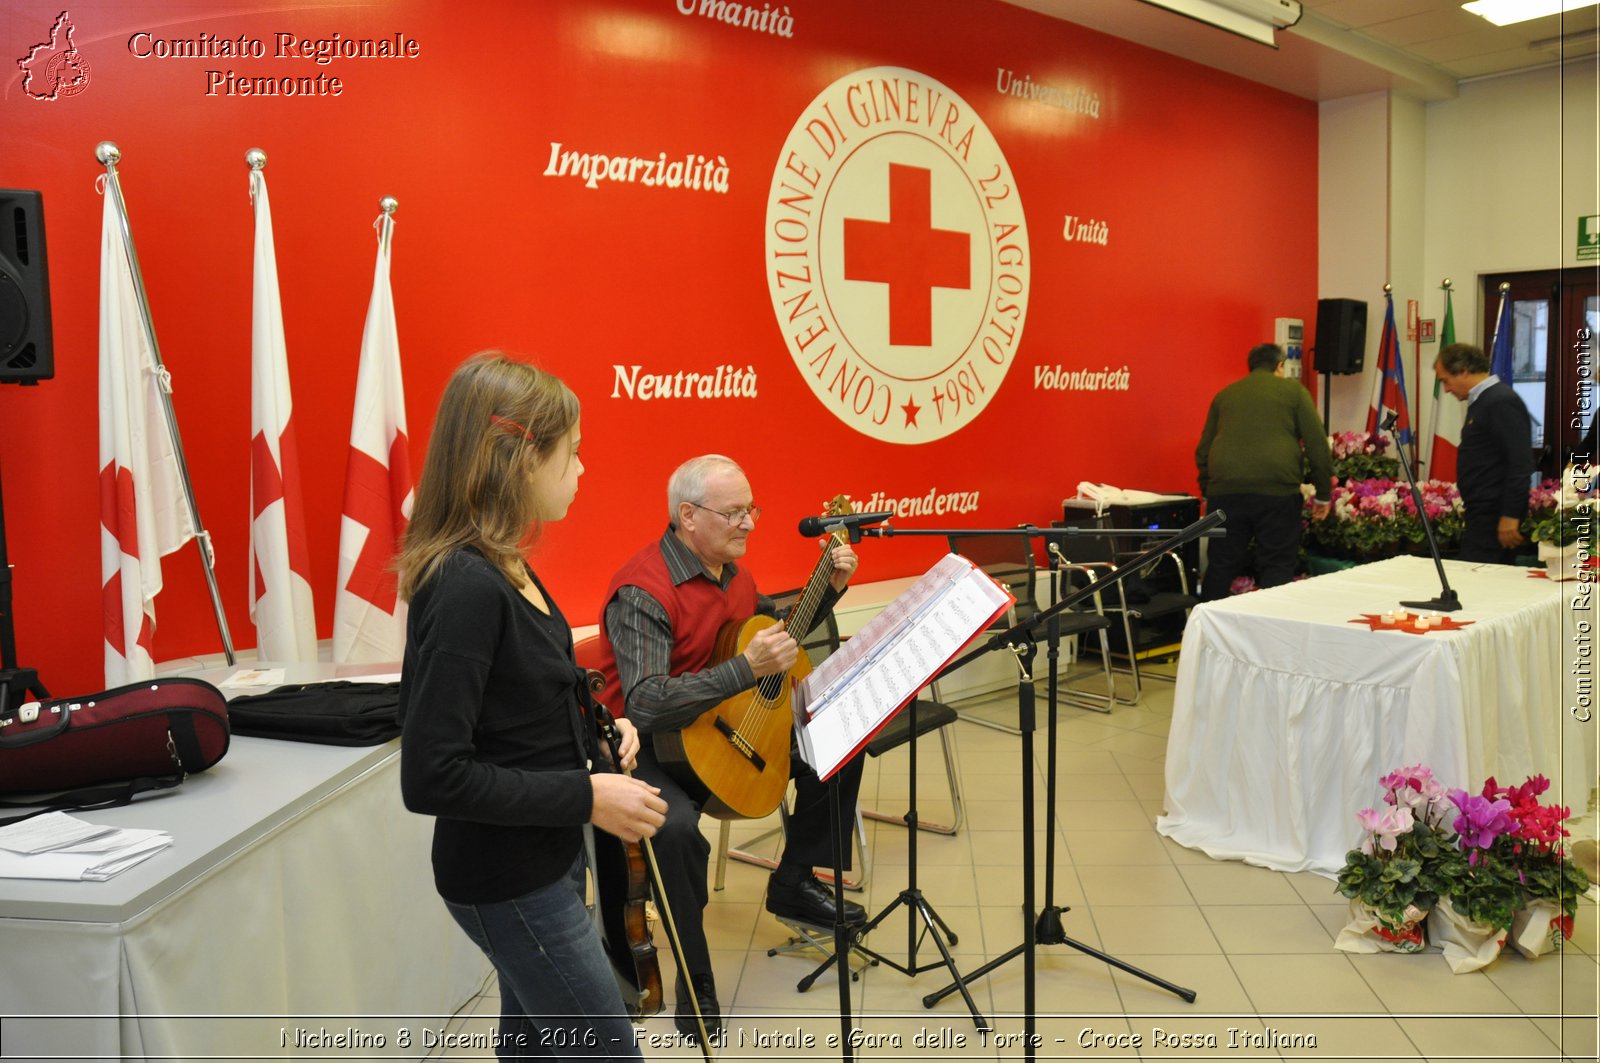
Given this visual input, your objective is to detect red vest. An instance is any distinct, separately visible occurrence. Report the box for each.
[593,538,758,717]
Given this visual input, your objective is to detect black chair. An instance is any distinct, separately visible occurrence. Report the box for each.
[945,530,1117,725]
[1049,520,1198,703]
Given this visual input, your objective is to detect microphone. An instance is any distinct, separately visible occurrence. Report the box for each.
[798,511,894,537]
[1381,410,1399,431]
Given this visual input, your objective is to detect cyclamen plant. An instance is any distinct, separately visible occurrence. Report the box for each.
[1480,775,1591,922]
[1328,431,1401,481]
[1337,764,1455,930]
[1431,776,1588,932]
[1305,478,1465,557]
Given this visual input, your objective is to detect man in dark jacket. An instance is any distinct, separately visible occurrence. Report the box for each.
[1434,342,1534,563]
[1195,343,1333,599]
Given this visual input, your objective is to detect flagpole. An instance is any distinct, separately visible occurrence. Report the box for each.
[95,141,236,666]
[1490,280,1511,350]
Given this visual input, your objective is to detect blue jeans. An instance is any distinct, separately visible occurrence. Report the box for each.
[444,853,642,1061]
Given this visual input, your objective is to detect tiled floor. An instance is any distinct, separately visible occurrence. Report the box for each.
[427,665,1600,1061]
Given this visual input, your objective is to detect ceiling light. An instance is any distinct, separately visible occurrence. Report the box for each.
[1462,0,1600,27]
[1137,0,1303,48]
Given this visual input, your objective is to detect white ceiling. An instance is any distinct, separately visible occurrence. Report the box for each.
[1001,0,1600,101]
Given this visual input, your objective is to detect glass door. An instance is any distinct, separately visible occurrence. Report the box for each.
[1480,268,1600,476]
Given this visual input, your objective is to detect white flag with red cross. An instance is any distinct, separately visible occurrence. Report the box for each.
[332,208,412,664]
[98,183,196,685]
[249,166,317,661]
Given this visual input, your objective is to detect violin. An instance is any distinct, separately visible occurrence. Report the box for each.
[587,674,716,1057]
[586,671,663,1018]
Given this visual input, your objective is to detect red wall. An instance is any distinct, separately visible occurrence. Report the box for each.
[0,0,1317,693]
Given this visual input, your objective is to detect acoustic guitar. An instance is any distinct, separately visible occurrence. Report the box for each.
[654,496,853,819]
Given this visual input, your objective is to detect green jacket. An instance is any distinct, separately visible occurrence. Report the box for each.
[1195,369,1332,500]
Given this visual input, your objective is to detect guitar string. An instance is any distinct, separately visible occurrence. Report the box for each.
[732,527,841,750]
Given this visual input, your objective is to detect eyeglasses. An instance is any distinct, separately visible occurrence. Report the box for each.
[689,501,762,526]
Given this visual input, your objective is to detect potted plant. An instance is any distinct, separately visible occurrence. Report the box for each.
[1335,765,1455,953]
[1481,775,1591,958]
[1304,478,1464,563]
[1329,431,1401,481]
[1522,479,1594,579]
[1428,787,1518,972]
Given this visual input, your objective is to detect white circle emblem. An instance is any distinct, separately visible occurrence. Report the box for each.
[764,66,1029,443]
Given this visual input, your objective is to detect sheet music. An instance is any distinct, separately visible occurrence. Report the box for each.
[795,553,1012,780]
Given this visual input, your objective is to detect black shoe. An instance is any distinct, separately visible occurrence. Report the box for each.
[765,873,867,926]
[674,973,723,1046]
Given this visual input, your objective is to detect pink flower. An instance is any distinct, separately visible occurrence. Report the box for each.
[1358,804,1414,854]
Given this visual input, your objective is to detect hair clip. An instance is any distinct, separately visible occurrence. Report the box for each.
[489,414,539,445]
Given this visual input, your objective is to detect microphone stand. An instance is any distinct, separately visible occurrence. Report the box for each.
[1383,412,1462,612]
[857,514,1215,1059]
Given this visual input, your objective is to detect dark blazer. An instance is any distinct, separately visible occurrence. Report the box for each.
[1457,380,1535,520]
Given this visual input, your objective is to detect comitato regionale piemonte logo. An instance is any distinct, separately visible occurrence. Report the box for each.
[18,10,91,101]
[764,66,1029,444]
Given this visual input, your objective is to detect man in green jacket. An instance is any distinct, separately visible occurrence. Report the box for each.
[1195,343,1333,599]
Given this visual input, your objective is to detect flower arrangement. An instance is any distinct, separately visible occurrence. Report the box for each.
[1329,431,1401,481]
[1471,775,1589,923]
[1304,478,1464,559]
[1335,765,1455,950]
[1522,477,1594,547]
[1337,765,1590,969]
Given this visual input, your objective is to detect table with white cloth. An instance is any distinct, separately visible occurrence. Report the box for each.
[0,670,489,1061]
[1156,555,1592,875]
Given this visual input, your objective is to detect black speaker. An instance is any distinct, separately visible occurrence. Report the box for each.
[1314,297,1366,376]
[0,189,53,384]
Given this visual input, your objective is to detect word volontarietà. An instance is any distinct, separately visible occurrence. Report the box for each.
[128,30,421,97]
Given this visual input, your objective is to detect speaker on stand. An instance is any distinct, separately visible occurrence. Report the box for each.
[1314,296,1367,430]
[0,188,52,712]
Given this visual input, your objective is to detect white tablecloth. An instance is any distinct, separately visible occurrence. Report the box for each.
[1156,556,1593,874]
[0,737,489,1060]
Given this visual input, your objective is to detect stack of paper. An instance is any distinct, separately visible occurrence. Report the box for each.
[0,810,172,881]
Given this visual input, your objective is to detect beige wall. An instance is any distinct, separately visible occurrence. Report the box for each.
[1319,59,1600,453]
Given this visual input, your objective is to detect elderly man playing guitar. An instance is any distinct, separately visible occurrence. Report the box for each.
[593,454,867,1045]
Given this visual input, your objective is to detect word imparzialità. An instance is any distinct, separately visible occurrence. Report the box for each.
[545,144,730,193]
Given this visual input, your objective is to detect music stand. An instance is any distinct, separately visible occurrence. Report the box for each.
[863,515,1217,1059]
[851,691,989,1030]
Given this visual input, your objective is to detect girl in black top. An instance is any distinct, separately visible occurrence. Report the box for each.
[397,354,665,1060]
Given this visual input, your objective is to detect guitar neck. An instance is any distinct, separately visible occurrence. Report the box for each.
[782,528,846,641]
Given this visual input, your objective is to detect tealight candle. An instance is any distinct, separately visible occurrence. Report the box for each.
[1382,611,1395,624]
[1394,609,1409,621]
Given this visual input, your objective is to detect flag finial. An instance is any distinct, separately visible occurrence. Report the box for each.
[1382,282,1392,294]
[246,148,267,171]
[1441,278,1452,290]
[95,141,120,165]
[379,196,398,216]
[1498,281,1511,293]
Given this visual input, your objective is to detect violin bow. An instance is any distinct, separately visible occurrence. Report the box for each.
[593,702,718,1060]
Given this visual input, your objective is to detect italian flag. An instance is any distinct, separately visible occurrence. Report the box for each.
[1426,288,1462,482]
